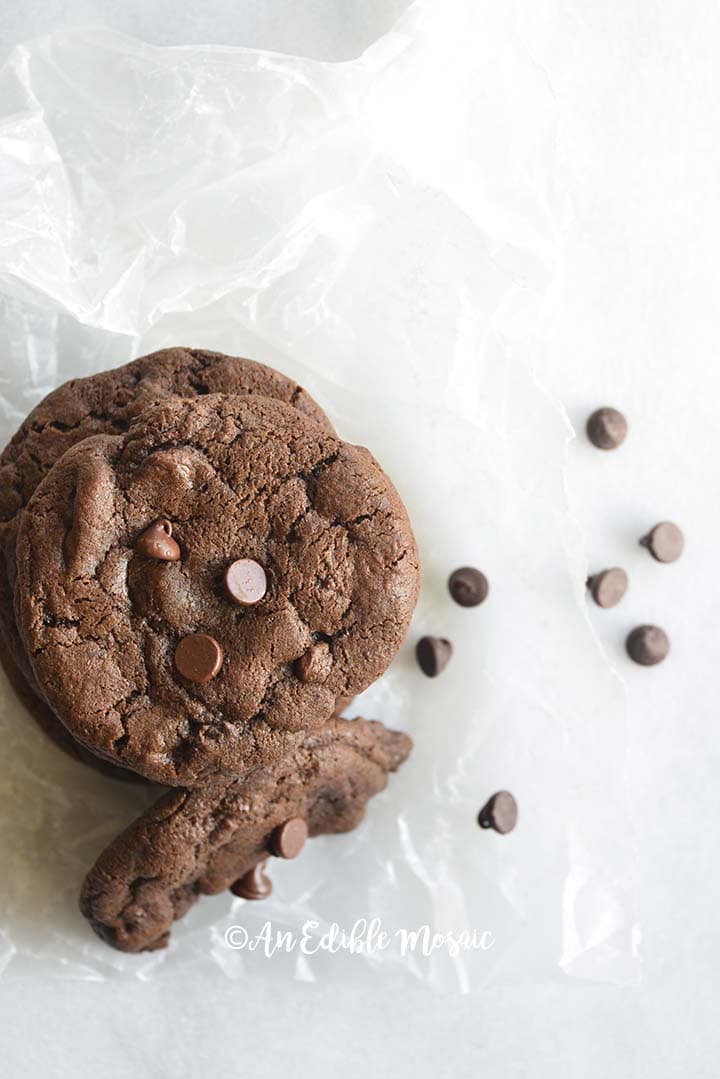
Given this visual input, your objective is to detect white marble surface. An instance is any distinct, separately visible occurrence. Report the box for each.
[1,1,719,1075]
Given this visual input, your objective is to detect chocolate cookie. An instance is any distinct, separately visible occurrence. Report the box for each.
[16,394,419,785]
[80,717,411,952]
[0,348,333,771]
[0,634,144,782]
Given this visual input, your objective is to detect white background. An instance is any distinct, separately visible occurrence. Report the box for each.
[1,1,719,1075]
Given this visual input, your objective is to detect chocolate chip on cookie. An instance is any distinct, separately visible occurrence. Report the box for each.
[223,559,267,606]
[135,519,181,562]
[230,862,272,901]
[16,394,419,786]
[295,642,332,684]
[271,818,308,859]
[79,717,412,951]
[174,633,224,683]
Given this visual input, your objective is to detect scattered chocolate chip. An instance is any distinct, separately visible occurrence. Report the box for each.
[135,518,181,561]
[448,566,489,608]
[586,567,628,609]
[174,633,224,683]
[415,636,453,677]
[224,558,267,606]
[626,625,670,666]
[478,791,518,834]
[586,407,627,450]
[639,522,684,564]
[271,817,308,859]
[230,862,272,901]
[296,642,332,684]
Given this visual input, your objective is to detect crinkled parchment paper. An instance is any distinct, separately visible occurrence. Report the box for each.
[0,0,638,988]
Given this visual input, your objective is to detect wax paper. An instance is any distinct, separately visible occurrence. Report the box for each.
[0,0,638,988]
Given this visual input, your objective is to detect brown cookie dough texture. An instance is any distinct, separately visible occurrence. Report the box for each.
[80,717,412,952]
[0,634,144,782]
[16,394,419,786]
[0,348,333,773]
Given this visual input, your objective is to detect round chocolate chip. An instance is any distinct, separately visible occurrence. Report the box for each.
[448,567,489,608]
[296,642,332,685]
[174,633,224,683]
[271,817,308,859]
[626,625,670,666]
[415,636,453,677]
[230,862,272,901]
[135,518,181,561]
[478,791,518,834]
[586,567,628,609]
[586,407,627,450]
[224,559,267,606]
[639,522,684,564]
[222,556,267,608]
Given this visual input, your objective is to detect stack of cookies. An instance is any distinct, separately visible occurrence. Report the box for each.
[0,349,419,952]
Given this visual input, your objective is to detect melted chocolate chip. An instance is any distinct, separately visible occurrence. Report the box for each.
[135,518,181,561]
[223,559,267,606]
[174,633,224,683]
[230,862,272,901]
[271,817,308,859]
[296,642,332,684]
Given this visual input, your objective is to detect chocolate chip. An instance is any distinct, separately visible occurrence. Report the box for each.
[586,407,627,450]
[174,633,224,683]
[135,518,181,561]
[271,817,308,859]
[415,636,452,677]
[230,862,272,901]
[448,567,489,608]
[639,522,684,564]
[224,559,267,606]
[296,642,332,684]
[586,567,628,609]
[478,791,518,834]
[626,625,670,666]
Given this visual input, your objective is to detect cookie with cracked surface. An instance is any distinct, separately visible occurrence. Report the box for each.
[16,394,419,785]
[79,717,411,952]
[0,347,332,773]
[0,634,145,782]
